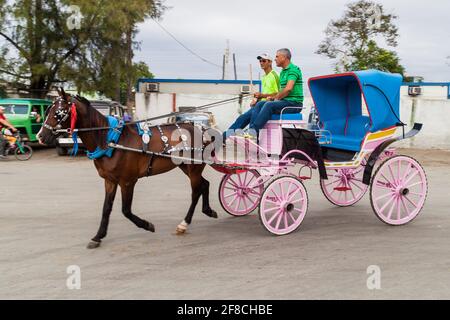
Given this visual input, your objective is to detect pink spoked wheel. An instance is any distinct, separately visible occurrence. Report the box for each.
[259,176,308,236]
[370,155,428,226]
[219,170,264,217]
[320,165,368,207]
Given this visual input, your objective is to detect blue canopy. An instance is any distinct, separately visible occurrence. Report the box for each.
[308,70,403,133]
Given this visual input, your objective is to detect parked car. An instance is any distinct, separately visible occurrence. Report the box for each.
[56,100,125,156]
[167,108,217,128]
[0,98,52,142]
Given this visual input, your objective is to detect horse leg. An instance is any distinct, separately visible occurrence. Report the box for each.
[120,180,155,233]
[176,164,217,235]
[199,177,218,219]
[87,179,118,249]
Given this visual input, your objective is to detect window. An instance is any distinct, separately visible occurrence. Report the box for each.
[95,106,110,116]
[1,104,29,115]
[32,105,42,115]
[31,105,43,123]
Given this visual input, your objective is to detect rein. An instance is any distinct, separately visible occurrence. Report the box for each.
[49,94,252,135]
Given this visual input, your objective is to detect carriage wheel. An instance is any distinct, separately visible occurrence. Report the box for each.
[259,176,308,236]
[14,145,33,161]
[320,165,368,207]
[219,170,263,217]
[370,155,427,226]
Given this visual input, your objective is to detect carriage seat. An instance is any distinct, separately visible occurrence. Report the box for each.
[270,113,303,121]
[322,115,370,152]
[259,112,303,155]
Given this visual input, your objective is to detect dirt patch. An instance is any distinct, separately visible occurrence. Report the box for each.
[398,148,450,167]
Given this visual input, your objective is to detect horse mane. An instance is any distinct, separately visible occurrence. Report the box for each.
[75,95,91,107]
[74,95,109,150]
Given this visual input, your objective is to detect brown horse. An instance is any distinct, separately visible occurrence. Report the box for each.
[37,89,218,249]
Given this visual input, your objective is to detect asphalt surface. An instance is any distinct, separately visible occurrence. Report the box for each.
[0,147,449,299]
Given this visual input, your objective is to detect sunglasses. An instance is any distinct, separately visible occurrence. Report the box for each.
[259,59,269,63]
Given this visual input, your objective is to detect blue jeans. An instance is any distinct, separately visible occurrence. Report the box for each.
[223,101,266,140]
[250,100,303,135]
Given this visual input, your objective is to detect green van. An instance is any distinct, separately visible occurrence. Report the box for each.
[0,98,53,142]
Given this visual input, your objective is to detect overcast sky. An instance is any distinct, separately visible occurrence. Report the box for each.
[135,0,450,82]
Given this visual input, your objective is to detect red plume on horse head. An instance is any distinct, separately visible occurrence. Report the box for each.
[57,87,77,132]
[70,101,77,133]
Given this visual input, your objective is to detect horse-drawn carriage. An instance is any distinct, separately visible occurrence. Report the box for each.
[38,69,428,248]
[215,70,428,235]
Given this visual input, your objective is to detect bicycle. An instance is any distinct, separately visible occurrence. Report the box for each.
[2,132,33,161]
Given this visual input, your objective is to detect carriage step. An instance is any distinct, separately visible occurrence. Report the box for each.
[334,187,352,192]
[299,176,312,180]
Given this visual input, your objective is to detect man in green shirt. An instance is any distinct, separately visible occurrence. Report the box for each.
[223,54,280,141]
[249,48,304,138]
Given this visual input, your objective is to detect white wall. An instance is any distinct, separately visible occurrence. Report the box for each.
[397,97,450,149]
[135,93,172,125]
[400,86,448,100]
[135,92,253,129]
[397,85,450,149]
[138,82,260,95]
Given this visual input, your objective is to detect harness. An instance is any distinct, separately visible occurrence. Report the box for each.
[42,94,243,164]
[42,97,76,134]
[87,116,124,160]
[136,121,153,153]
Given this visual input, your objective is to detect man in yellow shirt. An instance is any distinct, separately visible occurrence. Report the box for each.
[223,54,280,141]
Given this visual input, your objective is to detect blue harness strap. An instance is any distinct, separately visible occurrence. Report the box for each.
[136,123,145,135]
[87,116,124,160]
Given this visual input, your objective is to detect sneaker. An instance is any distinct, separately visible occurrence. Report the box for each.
[241,132,257,142]
[0,155,7,160]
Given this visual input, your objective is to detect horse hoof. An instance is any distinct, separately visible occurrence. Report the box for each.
[176,223,187,235]
[210,210,218,219]
[87,241,101,249]
[204,209,218,219]
[144,221,156,233]
[176,227,187,235]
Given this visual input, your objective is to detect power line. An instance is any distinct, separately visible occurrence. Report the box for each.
[151,18,222,69]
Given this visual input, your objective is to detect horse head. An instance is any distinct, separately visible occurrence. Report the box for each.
[38,88,77,145]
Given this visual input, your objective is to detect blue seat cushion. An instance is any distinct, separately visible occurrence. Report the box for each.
[324,135,364,152]
[322,116,370,152]
[271,113,303,121]
[346,116,370,137]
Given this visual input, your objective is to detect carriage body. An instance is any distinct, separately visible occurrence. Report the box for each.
[217,70,428,235]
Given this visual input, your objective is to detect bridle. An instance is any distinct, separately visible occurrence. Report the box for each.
[42,97,76,135]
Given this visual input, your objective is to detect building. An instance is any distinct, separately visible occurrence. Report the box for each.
[398,82,450,149]
[135,78,261,129]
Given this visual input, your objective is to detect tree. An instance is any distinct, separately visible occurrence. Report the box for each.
[0,85,6,98]
[118,61,154,105]
[0,0,165,99]
[344,40,405,75]
[316,0,406,75]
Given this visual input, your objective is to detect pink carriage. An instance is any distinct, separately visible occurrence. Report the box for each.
[215,70,428,235]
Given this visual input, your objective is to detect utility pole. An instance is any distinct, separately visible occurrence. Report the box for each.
[249,64,253,91]
[222,39,231,80]
[233,53,237,80]
[222,55,226,80]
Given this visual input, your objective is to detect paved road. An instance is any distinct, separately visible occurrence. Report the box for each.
[0,148,449,299]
